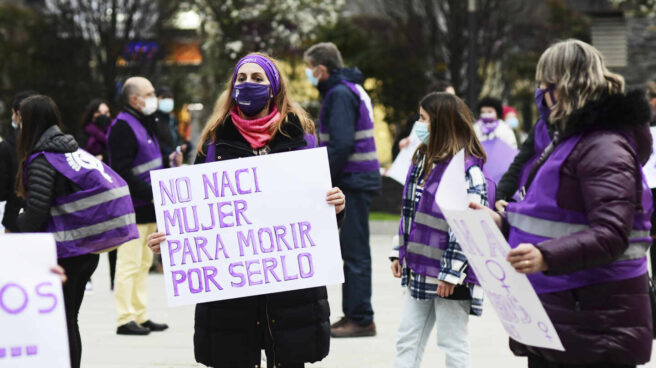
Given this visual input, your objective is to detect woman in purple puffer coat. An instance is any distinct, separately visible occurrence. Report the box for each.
[482,39,653,367]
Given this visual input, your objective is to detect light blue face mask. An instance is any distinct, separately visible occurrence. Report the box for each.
[414,121,430,145]
[506,117,519,129]
[11,120,18,129]
[305,67,319,87]
[158,98,174,114]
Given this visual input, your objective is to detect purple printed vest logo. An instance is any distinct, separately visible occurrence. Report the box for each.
[27,149,139,258]
[507,132,652,294]
[399,155,497,284]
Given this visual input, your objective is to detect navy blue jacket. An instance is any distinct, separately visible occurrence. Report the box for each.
[318,68,381,193]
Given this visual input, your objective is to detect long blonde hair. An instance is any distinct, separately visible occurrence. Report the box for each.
[198,52,315,154]
[536,39,624,130]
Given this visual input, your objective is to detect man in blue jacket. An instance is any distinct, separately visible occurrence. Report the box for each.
[304,42,381,337]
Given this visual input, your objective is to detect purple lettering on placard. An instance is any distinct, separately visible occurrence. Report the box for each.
[235,168,252,194]
[159,179,177,205]
[171,270,187,297]
[485,260,510,291]
[299,222,316,248]
[298,253,314,278]
[237,230,258,256]
[246,260,263,286]
[0,283,28,314]
[26,346,37,356]
[214,234,230,259]
[262,258,281,283]
[35,282,57,314]
[168,240,181,266]
[164,208,183,235]
[289,223,300,249]
[0,348,5,358]
[229,262,246,287]
[258,228,275,253]
[181,238,198,265]
[217,201,235,228]
[202,173,220,199]
[201,203,217,230]
[188,269,203,294]
[175,177,192,202]
[480,219,508,258]
[274,226,292,251]
[10,347,21,357]
[182,206,200,233]
[281,255,298,281]
[252,167,261,192]
[221,171,237,197]
[234,200,252,226]
[194,236,213,262]
[538,321,553,342]
[202,266,223,292]
[501,320,522,340]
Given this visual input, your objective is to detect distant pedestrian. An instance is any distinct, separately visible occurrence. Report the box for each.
[78,98,112,162]
[390,92,491,368]
[305,41,381,337]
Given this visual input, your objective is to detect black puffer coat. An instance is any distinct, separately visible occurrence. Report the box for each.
[507,91,654,365]
[16,125,80,232]
[193,114,341,367]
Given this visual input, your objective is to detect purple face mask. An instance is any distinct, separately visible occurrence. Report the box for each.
[535,85,555,121]
[232,82,272,116]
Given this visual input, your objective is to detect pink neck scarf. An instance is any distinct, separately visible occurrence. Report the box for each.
[230,106,280,149]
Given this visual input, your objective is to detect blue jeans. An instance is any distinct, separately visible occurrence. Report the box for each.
[339,189,374,325]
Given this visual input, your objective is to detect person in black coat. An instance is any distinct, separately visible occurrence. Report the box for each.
[0,90,37,232]
[14,95,99,368]
[146,52,345,368]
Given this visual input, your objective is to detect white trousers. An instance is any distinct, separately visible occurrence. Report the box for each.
[393,291,471,368]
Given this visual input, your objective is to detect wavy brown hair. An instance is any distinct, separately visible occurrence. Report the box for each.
[198,52,314,154]
[536,39,624,130]
[413,92,486,178]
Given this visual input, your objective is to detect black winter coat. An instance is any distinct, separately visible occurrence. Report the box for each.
[0,127,24,231]
[193,114,341,367]
[16,125,80,233]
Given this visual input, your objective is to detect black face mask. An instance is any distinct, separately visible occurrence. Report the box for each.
[94,114,111,127]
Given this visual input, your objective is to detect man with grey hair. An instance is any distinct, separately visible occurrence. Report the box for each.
[305,42,381,337]
[108,76,181,335]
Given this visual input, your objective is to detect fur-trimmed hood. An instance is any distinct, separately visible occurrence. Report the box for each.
[563,89,653,164]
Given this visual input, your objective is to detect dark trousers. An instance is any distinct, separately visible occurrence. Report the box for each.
[108,249,117,289]
[339,189,374,326]
[528,353,635,368]
[59,253,100,368]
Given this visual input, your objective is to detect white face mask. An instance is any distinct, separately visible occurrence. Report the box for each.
[11,120,18,129]
[140,96,159,116]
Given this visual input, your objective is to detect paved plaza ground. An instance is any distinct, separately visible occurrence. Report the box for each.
[79,221,656,368]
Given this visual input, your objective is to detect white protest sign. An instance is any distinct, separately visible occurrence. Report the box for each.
[385,127,421,185]
[151,147,344,307]
[643,127,656,188]
[0,202,5,232]
[0,234,71,368]
[435,150,564,351]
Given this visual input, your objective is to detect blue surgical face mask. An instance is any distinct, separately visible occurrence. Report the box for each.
[414,121,430,145]
[506,116,519,129]
[305,67,319,87]
[159,98,174,113]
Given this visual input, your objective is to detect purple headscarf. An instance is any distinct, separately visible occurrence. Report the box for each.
[232,55,281,96]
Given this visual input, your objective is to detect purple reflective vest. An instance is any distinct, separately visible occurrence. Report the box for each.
[109,112,163,208]
[398,155,497,284]
[27,149,139,259]
[506,132,652,294]
[513,119,551,201]
[318,81,380,173]
[481,138,519,183]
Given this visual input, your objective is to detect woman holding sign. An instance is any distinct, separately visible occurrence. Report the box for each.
[14,95,139,368]
[389,92,494,368]
[147,53,345,368]
[480,39,654,367]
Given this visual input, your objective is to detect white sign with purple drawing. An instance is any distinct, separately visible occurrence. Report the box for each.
[0,234,71,368]
[642,127,656,188]
[435,150,564,351]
